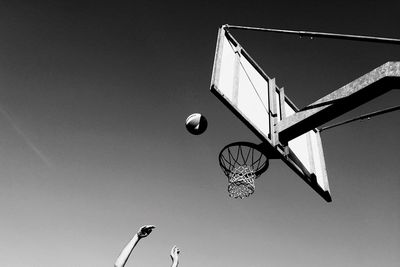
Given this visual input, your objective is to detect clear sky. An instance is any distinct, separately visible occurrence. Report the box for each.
[0,1,399,267]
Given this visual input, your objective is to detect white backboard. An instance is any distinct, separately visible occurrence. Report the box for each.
[211,27,331,202]
[211,28,272,145]
[279,94,331,201]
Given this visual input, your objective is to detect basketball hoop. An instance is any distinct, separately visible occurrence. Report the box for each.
[218,142,269,199]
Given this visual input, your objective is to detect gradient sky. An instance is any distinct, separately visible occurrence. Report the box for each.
[0,1,399,267]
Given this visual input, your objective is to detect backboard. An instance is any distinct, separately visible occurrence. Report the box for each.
[210,27,331,202]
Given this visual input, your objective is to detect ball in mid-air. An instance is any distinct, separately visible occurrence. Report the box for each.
[185,113,208,135]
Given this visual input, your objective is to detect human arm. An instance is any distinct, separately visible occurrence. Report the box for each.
[114,225,155,267]
[170,245,180,267]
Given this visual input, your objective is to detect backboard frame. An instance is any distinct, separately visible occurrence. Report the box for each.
[211,26,332,202]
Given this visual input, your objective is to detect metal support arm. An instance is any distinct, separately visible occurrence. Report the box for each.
[277,62,400,142]
[224,24,400,45]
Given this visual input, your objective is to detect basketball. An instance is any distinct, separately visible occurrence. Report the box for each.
[185,113,208,135]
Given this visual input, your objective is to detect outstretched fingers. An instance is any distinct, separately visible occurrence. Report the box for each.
[170,245,180,259]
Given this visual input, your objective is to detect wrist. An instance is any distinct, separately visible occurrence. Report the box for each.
[136,233,143,240]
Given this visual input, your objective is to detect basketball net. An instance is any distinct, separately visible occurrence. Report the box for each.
[218,142,269,199]
[228,165,256,198]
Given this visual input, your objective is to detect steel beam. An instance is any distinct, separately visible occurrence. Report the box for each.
[277,62,400,142]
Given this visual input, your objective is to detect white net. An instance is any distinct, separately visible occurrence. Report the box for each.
[228,165,256,199]
[219,142,269,199]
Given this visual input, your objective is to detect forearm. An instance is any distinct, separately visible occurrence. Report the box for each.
[114,234,140,267]
[171,260,179,267]
[170,245,180,267]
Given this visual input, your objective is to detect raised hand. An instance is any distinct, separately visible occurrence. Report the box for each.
[137,225,156,239]
[170,245,180,262]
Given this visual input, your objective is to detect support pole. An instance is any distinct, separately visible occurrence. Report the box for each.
[225,25,400,45]
[320,105,400,132]
[277,62,400,142]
